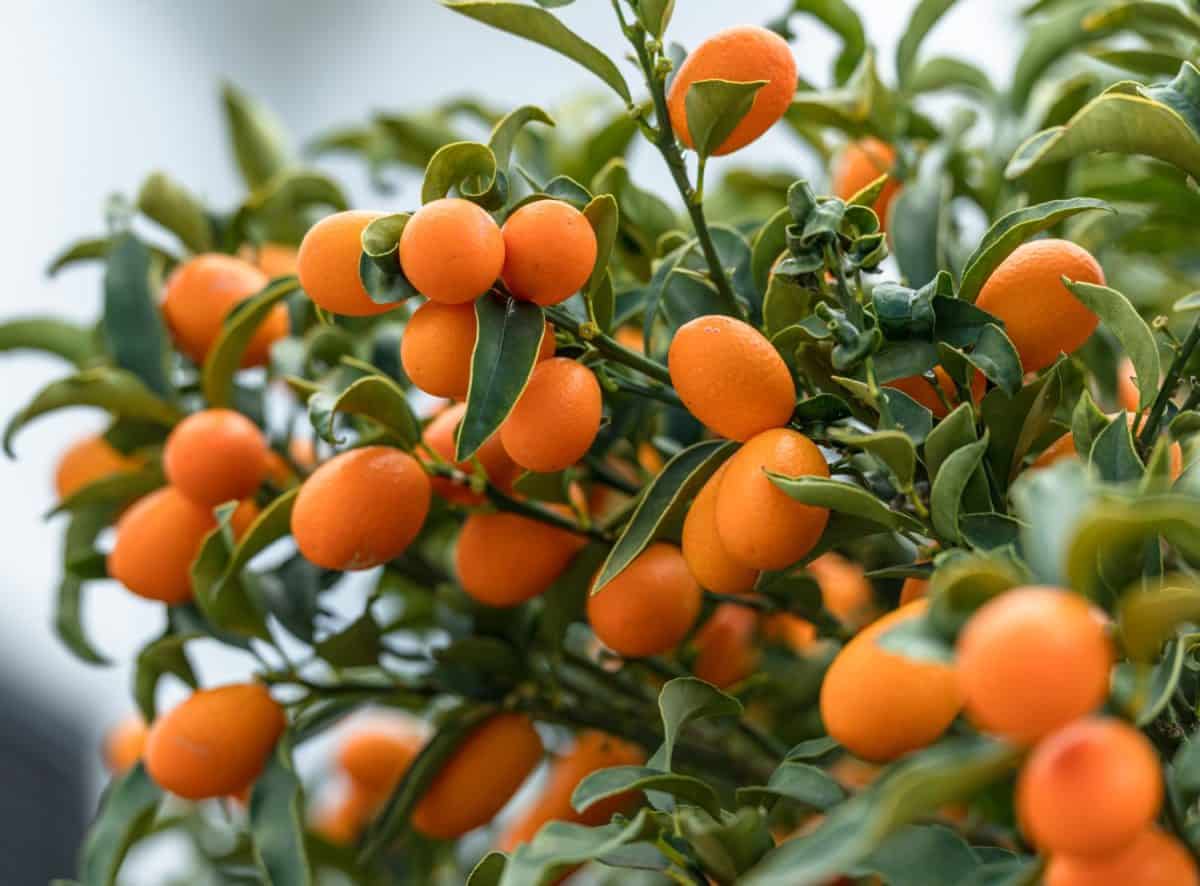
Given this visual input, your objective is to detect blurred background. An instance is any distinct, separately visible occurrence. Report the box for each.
[2,1,1018,881]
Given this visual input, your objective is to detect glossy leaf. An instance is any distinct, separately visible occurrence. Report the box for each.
[456,293,546,460]
[78,764,162,886]
[572,766,720,818]
[684,78,767,159]
[957,198,1111,303]
[4,368,181,457]
[442,2,632,103]
[202,276,300,407]
[103,234,172,398]
[1066,280,1160,410]
[767,475,924,532]
[591,441,734,593]
[308,374,420,448]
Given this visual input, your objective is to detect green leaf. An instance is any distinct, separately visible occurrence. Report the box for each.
[78,764,162,886]
[46,236,113,276]
[1065,280,1161,411]
[442,2,632,103]
[1007,67,1200,181]
[222,82,291,190]
[741,737,1019,886]
[636,0,675,37]
[1119,575,1200,661]
[103,234,173,399]
[135,172,213,253]
[202,276,299,407]
[0,317,97,367]
[133,631,199,722]
[1067,497,1200,601]
[896,0,960,88]
[308,374,420,449]
[456,293,546,460]
[957,198,1111,303]
[498,810,660,886]
[191,504,271,640]
[316,614,383,668]
[572,766,720,818]
[359,212,420,306]
[4,368,181,457]
[654,677,742,771]
[737,762,846,810]
[421,141,501,206]
[582,193,619,306]
[489,105,554,170]
[362,704,494,859]
[684,79,768,159]
[930,435,989,544]
[591,440,734,594]
[1089,413,1144,483]
[783,0,867,85]
[767,475,924,532]
[829,427,917,488]
[250,738,311,886]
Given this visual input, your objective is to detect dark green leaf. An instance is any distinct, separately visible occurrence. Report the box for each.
[442,2,632,103]
[957,198,1111,303]
[456,293,546,460]
[592,440,734,593]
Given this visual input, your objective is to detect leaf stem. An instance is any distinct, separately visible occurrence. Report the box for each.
[544,304,673,385]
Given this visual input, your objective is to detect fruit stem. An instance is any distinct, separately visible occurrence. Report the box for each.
[618,11,740,312]
[1138,316,1200,451]
[544,305,674,385]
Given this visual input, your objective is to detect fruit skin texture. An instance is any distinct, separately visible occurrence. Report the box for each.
[682,463,759,596]
[587,543,702,658]
[104,716,148,773]
[55,435,142,500]
[144,683,286,800]
[668,315,796,442]
[412,713,543,839]
[975,239,1104,373]
[422,403,519,505]
[455,511,585,607]
[401,301,478,399]
[832,139,901,228]
[501,200,598,306]
[501,358,602,473]
[956,586,1112,745]
[298,210,395,317]
[666,25,798,156]
[164,409,268,507]
[715,428,830,570]
[498,731,645,852]
[1045,827,1200,886]
[291,446,431,571]
[338,725,423,799]
[1017,717,1162,856]
[399,198,505,305]
[884,368,986,420]
[108,487,223,604]
[162,254,287,367]
[819,600,962,762]
[692,603,759,689]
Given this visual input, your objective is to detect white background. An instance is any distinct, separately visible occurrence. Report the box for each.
[1,0,1019,876]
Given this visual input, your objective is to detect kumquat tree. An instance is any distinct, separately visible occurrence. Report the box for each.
[12,0,1200,883]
